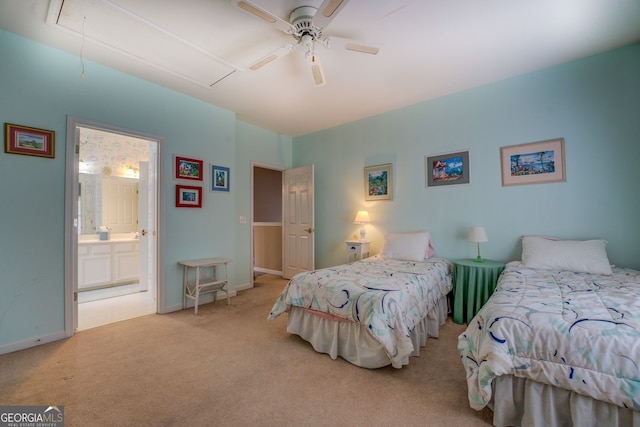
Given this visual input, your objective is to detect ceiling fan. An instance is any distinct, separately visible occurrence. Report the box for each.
[231,0,380,86]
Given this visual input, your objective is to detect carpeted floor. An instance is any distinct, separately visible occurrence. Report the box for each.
[0,275,494,427]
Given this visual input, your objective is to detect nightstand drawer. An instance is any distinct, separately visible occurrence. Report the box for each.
[345,241,370,263]
[346,244,361,254]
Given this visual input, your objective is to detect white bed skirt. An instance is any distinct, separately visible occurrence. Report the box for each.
[286,295,448,369]
[491,375,640,427]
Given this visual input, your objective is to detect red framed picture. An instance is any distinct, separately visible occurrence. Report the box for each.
[176,185,202,208]
[4,123,55,159]
[174,155,204,181]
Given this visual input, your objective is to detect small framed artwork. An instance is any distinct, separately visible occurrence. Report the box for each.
[425,150,470,188]
[210,165,230,192]
[364,163,392,201]
[500,138,565,186]
[176,185,202,208]
[4,123,55,158]
[174,155,204,181]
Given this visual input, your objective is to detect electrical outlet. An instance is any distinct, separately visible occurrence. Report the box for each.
[239,216,247,224]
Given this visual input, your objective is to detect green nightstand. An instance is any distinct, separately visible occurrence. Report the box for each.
[452,258,505,324]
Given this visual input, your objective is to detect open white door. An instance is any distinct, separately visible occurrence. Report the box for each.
[283,165,314,279]
[138,160,157,300]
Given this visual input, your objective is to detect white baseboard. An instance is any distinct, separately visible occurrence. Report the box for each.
[235,282,253,291]
[0,330,67,355]
[253,267,283,276]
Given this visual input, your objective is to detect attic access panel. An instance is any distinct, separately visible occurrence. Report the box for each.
[54,0,241,87]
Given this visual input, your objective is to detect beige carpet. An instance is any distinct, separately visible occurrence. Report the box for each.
[0,275,494,427]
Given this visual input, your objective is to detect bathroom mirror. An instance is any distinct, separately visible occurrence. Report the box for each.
[79,173,139,235]
[78,127,150,236]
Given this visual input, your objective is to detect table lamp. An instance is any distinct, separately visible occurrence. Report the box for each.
[468,226,488,262]
[353,210,371,241]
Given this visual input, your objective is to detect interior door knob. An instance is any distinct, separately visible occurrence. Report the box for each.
[305,227,314,233]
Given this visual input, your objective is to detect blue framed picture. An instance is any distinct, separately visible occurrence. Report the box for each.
[211,165,230,192]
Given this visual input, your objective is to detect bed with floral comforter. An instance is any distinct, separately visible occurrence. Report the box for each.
[458,261,640,421]
[269,256,452,368]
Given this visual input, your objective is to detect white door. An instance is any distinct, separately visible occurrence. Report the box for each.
[102,176,139,233]
[283,165,315,279]
[138,160,157,298]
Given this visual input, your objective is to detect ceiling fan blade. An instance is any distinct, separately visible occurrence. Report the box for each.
[306,50,326,87]
[312,0,350,29]
[231,0,295,34]
[325,36,380,55]
[247,44,296,71]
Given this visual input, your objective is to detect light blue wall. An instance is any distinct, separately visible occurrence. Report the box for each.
[0,30,286,350]
[2,26,638,353]
[293,43,640,270]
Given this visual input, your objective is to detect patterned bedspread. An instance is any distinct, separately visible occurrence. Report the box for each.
[269,256,452,366]
[458,261,640,412]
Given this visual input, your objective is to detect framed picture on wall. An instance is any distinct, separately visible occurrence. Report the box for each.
[176,185,202,208]
[210,164,230,192]
[500,138,565,186]
[425,150,470,188]
[174,155,204,181]
[364,163,392,201]
[4,123,55,159]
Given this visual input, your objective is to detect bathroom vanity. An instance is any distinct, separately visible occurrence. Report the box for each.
[78,235,139,290]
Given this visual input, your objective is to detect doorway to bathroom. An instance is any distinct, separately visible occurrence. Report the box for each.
[65,117,162,332]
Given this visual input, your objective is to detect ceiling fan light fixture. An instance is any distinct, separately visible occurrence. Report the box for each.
[321,0,346,18]
[237,1,276,24]
[233,0,377,87]
[345,43,379,55]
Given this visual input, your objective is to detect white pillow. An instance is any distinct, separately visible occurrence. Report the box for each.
[521,236,612,275]
[381,231,433,261]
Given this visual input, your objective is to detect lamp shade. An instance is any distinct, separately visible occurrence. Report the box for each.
[353,210,371,224]
[468,227,488,243]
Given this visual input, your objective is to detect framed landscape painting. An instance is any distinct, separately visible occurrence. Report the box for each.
[4,123,55,158]
[364,163,392,201]
[500,138,565,186]
[425,150,470,188]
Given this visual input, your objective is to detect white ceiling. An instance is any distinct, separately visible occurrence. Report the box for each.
[1,0,639,137]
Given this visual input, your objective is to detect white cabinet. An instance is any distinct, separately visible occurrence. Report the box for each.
[114,242,139,282]
[345,240,370,263]
[78,244,112,288]
[78,240,139,290]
